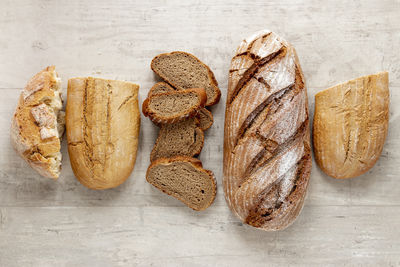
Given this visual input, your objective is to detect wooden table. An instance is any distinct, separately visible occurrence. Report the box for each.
[1,0,399,266]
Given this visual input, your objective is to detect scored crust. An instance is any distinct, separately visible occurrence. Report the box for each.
[142,88,207,124]
[146,156,217,211]
[313,72,389,179]
[66,77,140,190]
[151,51,221,106]
[11,66,64,179]
[223,30,312,231]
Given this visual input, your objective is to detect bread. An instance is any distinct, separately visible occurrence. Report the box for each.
[148,82,214,130]
[150,117,204,162]
[146,156,217,211]
[151,51,221,106]
[223,30,312,231]
[66,77,140,190]
[11,66,65,179]
[148,82,174,97]
[313,72,389,179]
[142,88,207,124]
[196,107,214,131]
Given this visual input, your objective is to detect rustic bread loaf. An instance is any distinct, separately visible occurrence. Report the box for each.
[223,30,312,231]
[66,77,140,190]
[313,72,389,179]
[11,66,65,179]
[148,82,214,130]
[151,51,221,106]
[150,117,204,162]
[146,156,217,211]
[142,88,207,124]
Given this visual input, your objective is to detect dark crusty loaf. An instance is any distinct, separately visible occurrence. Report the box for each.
[146,156,217,211]
[142,88,207,124]
[223,30,312,231]
[150,117,204,162]
[151,51,221,106]
[148,82,214,130]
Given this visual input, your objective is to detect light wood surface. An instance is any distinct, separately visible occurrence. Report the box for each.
[1,0,399,266]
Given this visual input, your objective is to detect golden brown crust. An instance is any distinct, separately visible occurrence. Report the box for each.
[146,156,216,211]
[10,66,63,179]
[223,30,311,231]
[151,51,221,106]
[313,72,389,179]
[142,88,207,124]
[66,77,140,190]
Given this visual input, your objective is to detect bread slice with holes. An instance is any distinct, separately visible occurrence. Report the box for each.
[148,82,214,130]
[146,156,217,211]
[142,88,207,124]
[11,66,65,179]
[150,117,204,162]
[151,51,221,106]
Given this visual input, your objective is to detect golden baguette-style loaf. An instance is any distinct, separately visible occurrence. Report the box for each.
[11,66,65,179]
[313,72,389,179]
[223,30,312,231]
[66,77,140,190]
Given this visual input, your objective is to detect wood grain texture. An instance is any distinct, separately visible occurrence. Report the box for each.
[0,0,399,266]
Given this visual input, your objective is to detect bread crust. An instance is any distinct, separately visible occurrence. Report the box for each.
[313,72,389,179]
[223,30,311,231]
[151,51,221,106]
[10,66,64,179]
[142,88,207,124]
[146,156,217,211]
[66,77,140,190]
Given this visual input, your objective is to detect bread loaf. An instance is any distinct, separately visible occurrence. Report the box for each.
[223,30,312,231]
[11,66,65,179]
[66,77,140,190]
[313,72,389,179]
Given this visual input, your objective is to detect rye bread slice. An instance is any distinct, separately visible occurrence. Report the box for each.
[151,51,221,106]
[148,82,175,97]
[196,107,214,131]
[148,82,213,130]
[142,88,207,124]
[146,156,217,211]
[150,117,204,162]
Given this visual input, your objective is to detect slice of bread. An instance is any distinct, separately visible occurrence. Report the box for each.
[148,82,213,130]
[151,51,221,106]
[142,88,207,124]
[197,107,214,131]
[148,82,175,97]
[150,117,204,162]
[146,156,217,211]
